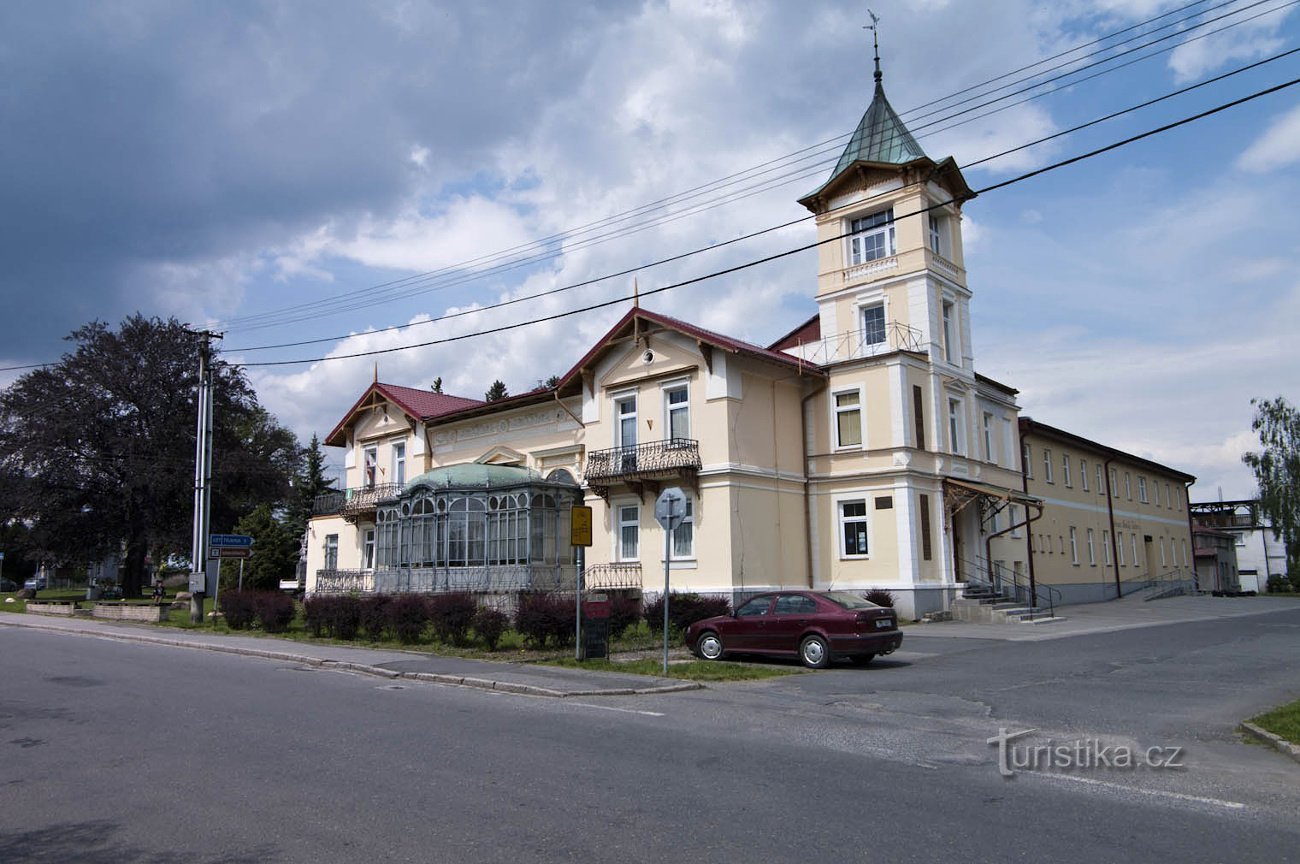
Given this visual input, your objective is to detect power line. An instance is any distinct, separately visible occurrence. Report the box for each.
[236,73,1300,369]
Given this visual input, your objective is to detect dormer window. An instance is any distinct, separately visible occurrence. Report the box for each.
[848,209,895,265]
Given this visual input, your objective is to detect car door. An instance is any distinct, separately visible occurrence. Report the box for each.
[764,593,819,654]
[726,594,775,651]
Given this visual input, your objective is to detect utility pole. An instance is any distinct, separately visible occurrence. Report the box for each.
[187,329,221,624]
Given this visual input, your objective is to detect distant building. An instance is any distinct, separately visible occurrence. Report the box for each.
[1192,524,1241,594]
[1189,500,1288,592]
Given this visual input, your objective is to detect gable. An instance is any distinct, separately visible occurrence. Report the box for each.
[476,445,527,466]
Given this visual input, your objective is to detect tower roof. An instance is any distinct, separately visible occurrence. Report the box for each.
[830,81,927,172]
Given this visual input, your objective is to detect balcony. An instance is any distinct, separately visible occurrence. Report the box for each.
[780,322,923,367]
[585,439,701,500]
[312,483,401,521]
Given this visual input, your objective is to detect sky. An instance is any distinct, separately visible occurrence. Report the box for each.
[1,0,1298,500]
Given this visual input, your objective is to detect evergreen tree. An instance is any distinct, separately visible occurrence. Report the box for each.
[484,379,508,402]
[229,504,299,591]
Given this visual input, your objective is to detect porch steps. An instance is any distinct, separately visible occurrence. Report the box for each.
[951,586,1063,625]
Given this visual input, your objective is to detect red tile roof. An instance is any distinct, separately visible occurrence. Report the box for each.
[324,382,482,446]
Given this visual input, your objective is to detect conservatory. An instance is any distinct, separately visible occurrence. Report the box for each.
[316,463,581,595]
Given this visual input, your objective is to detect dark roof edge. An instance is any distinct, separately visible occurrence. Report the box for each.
[1019,416,1197,483]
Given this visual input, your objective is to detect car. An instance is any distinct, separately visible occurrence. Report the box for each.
[23,575,47,591]
[685,590,903,669]
[0,578,17,593]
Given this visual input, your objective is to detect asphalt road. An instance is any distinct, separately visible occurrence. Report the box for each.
[2,606,1298,863]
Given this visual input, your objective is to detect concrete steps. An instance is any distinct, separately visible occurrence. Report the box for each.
[951,586,1065,625]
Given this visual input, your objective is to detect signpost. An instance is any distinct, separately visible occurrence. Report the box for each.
[654,487,687,675]
[207,534,254,627]
[570,505,592,660]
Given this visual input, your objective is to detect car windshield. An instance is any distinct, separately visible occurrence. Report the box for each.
[820,592,881,610]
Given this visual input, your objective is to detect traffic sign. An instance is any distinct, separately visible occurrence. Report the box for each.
[209,534,253,548]
[654,487,687,531]
[570,505,593,547]
[208,546,252,559]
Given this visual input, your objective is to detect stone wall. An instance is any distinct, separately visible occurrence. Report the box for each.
[92,603,164,623]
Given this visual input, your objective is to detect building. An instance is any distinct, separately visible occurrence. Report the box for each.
[990,419,1197,606]
[1189,500,1289,592]
[1192,524,1241,594]
[304,53,1193,620]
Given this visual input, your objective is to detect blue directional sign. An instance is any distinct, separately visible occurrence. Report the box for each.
[209,533,254,548]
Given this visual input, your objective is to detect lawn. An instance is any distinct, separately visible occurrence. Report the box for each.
[1251,699,1300,745]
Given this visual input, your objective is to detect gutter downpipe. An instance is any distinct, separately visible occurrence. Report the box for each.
[1104,456,1121,599]
[1019,424,1040,607]
[1184,479,1197,592]
[800,377,828,589]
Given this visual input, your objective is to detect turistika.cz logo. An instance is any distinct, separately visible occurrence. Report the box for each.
[987,728,1186,777]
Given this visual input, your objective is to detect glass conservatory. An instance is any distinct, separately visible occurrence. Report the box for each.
[358,463,581,595]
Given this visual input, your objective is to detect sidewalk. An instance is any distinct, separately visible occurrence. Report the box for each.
[0,612,701,698]
[911,594,1300,642]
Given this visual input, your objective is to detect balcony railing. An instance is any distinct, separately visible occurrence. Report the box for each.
[584,439,701,484]
[582,563,644,592]
[780,322,923,366]
[312,483,402,518]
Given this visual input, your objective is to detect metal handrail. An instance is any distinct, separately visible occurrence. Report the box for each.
[783,321,924,366]
[585,438,701,482]
[582,562,643,591]
[313,483,401,516]
[958,554,1060,620]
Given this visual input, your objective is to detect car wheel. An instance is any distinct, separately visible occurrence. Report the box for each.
[696,632,725,661]
[799,635,830,669]
[849,653,875,666]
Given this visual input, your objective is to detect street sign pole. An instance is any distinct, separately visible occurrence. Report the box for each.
[570,503,593,661]
[654,487,686,677]
[663,507,671,676]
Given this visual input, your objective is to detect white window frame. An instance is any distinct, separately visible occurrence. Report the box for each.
[1131,534,1139,570]
[1138,476,1148,503]
[982,412,994,463]
[1110,467,1119,497]
[942,299,958,364]
[929,213,943,255]
[363,529,376,570]
[1103,530,1112,565]
[616,503,640,561]
[324,534,339,570]
[947,398,966,456]
[847,209,895,265]
[1069,527,1079,565]
[392,442,406,487]
[363,445,378,489]
[1097,464,1105,495]
[1081,459,1090,491]
[1023,442,1033,479]
[663,381,690,442]
[1043,448,1054,483]
[1009,504,1022,538]
[670,495,695,561]
[833,388,863,449]
[1160,537,1168,567]
[1124,472,1132,500]
[1087,528,1096,566]
[614,392,638,449]
[861,302,886,346]
[838,498,870,559]
[1117,532,1126,566]
[1062,453,1072,487]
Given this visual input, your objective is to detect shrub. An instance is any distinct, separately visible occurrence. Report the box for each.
[219,591,257,630]
[864,588,896,608]
[306,595,361,640]
[643,592,730,634]
[386,595,430,644]
[360,594,392,641]
[473,607,508,651]
[303,595,329,637]
[428,592,478,646]
[607,594,641,640]
[253,591,296,633]
[515,593,575,648]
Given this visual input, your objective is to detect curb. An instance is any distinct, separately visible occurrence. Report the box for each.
[0,616,703,698]
[1240,722,1300,764]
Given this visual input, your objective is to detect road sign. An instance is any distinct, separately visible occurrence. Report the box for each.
[209,533,253,548]
[208,546,252,559]
[654,486,687,531]
[570,505,593,547]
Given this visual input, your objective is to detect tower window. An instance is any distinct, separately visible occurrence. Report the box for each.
[848,209,895,265]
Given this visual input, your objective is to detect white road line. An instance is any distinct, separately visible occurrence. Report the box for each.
[567,702,665,717]
[1030,771,1246,811]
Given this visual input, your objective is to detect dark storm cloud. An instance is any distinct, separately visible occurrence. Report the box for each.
[0,1,609,359]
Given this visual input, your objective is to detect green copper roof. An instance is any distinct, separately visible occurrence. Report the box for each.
[830,81,927,174]
[406,463,544,491]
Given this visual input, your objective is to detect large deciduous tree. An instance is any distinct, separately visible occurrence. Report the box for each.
[0,315,298,596]
[1243,396,1300,579]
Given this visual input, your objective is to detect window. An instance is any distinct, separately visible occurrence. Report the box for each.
[862,304,886,345]
[775,594,818,615]
[1087,528,1096,565]
[324,534,339,570]
[919,494,932,560]
[392,443,406,487]
[1043,448,1054,483]
[982,412,994,462]
[1081,459,1090,491]
[1097,464,1104,495]
[840,500,869,557]
[1023,442,1033,478]
[948,399,965,455]
[1124,472,1132,500]
[1117,532,1125,566]
[835,390,862,448]
[848,209,895,265]
[1103,530,1112,565]
[942,300,958,364]
[1138,476,1148,503]
[1009,504,1022,538]
[1069,527,1079,565]
[1062,454,1072,487]
[671,496,694,560]
[362,529,375,570]
[913,385,926,450]
[1131,534,1139,570]
[664,384,689,441]
[1182,538,1188,563]
[736,596,771,617]
[929,213,943,255]
[615,394,637,449]
[617,505,639,560]
[1164,483,1172,508]
[1110,467,1119,497]
[363,446,378,489]
[1160,538,1168,567]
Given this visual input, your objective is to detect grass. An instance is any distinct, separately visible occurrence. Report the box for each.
[1251,699,1300,745]
[541,656,800,681]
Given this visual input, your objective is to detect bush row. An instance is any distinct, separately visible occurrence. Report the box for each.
[217,590,295,632]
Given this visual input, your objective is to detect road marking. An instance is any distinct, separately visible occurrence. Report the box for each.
[567,702,664,717]
[1030,771,1246,811]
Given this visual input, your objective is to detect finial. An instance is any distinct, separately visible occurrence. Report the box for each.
[865,9,882,85]
[633,276,640,308]
[373,362,378,384]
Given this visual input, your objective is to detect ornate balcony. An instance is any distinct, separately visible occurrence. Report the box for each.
[312,483,402,522]
[581,563,644,592]
[585,439,701,501]
[780,322,923,366]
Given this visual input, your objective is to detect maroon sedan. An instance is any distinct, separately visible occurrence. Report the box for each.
[685,591,902,669]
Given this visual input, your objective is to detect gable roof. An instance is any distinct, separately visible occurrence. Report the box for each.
[323,382,482,446]
[768,313,821,352]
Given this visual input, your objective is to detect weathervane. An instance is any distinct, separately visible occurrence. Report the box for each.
[864,9,882,84]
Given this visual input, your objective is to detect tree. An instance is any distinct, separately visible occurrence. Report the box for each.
[484,379,508,402]
[430,377,443,393]
[0,315,298,596]
[1243,396,1300,582]
[536,375,561,390]
[285,433,336,545]
[228,504,298,591]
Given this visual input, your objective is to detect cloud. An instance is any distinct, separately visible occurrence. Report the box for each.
[1236,102,1300,173]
